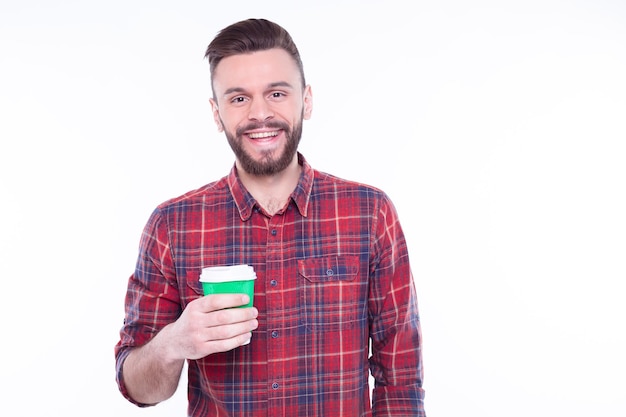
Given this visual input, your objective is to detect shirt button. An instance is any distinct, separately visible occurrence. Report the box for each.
[270,279,278,287]
[271,229,277,236]
[272,382,279,390]
[271,330,279,338]
[326,268,334,276]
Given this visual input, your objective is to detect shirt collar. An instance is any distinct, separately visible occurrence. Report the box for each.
[227,152,314,221]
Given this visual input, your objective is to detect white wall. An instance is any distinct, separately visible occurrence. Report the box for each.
[1,0,625,415]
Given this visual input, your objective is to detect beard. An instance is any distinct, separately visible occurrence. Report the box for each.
[224,117,303,177]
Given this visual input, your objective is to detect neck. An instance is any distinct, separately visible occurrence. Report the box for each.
[237,155,301,215]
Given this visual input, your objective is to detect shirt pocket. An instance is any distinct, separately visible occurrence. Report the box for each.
[180,271,204,309]
[298,255,364,332]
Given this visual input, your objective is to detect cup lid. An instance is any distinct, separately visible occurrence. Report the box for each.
[200,264,256,282]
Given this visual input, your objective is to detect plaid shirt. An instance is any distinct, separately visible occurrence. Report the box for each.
[115,153,425,416]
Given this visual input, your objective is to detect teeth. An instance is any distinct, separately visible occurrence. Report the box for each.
[249,131,279,139]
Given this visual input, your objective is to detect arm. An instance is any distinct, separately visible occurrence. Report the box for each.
[369,196,426,416]
[115,209,258,406]
[122,327,185,405]
[121,294,257,405]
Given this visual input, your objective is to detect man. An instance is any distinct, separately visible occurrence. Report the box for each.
[115,18,425,416]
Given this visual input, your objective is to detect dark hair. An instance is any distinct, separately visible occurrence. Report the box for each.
[204,18,306,91]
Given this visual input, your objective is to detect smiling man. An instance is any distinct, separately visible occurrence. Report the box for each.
[115,18,426,417]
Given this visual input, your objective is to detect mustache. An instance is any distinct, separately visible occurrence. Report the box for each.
[236,121,290,137]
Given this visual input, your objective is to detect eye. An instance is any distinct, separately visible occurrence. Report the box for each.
[231,96,247,104]
[269,91,286,100]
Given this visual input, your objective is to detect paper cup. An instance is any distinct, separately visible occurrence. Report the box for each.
[200,265,256,345]
[199,265,256,308]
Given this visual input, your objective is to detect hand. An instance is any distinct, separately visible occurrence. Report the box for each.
[160,293,258,360]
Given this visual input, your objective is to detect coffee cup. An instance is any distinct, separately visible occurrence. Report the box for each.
[200,264,256,345]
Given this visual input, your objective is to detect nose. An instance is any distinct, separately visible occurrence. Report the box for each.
[248,97,274,122]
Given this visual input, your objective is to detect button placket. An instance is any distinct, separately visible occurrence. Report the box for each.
[265,216,285,402]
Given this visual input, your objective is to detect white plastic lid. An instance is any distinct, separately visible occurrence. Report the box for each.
[200,264,257,282]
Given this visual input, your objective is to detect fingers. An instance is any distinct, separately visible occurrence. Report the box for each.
[199,318,257,344]
[172,294,258,359]
[197,293,253,312]
[185,313,257,358]
[193,294,258,326]
[200,331,253,356]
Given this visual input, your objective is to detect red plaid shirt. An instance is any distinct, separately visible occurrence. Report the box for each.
[115,154,425,416]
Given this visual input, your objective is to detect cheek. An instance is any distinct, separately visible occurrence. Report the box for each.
[216,108,242,131]
[216,112,236,133]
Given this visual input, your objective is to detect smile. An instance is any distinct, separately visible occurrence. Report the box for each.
[248,131,280,139]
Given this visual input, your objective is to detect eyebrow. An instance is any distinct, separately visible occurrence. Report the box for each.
[222,81,295,97]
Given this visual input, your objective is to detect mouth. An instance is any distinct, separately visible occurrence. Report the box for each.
[248,130,280,140]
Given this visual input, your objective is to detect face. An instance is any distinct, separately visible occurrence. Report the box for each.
[210,48,313,176]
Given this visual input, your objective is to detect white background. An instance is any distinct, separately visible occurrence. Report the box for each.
[1,0,625,415]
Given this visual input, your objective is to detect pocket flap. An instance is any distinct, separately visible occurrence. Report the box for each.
[298,256,359,282]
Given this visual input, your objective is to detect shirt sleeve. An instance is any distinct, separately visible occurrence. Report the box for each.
[368,194,426,416]
[114,207,182,406]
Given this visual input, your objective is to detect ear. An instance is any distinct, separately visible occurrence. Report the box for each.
[302,85,313,120]
[209,98,224,132]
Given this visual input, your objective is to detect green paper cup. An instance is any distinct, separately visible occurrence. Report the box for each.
[200,265,256,308]
[200,265,257,345]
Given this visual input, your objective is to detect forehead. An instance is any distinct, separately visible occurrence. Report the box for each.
[212,48,302,96]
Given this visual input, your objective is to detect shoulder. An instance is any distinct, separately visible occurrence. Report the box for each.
[141,177,230,237]
[312,169,390,201]
[309,169,401,221]
[155,176,229,212]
